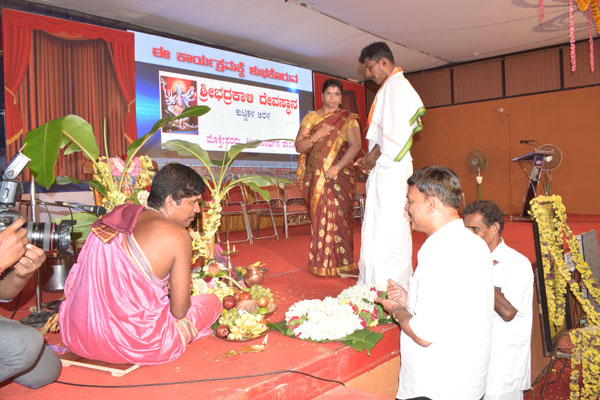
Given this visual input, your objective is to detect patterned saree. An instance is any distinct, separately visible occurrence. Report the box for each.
[298,109,359,276]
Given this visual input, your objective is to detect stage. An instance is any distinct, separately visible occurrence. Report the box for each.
[1,216,599,399]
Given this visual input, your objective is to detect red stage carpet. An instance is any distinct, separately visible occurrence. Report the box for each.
[1,215,599,399]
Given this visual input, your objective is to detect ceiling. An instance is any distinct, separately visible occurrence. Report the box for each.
[19,0,599,80]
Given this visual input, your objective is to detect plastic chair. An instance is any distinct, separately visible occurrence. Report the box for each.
[353,180,366,221]
[218,184,253,245]
[245,183,280,241]
[271,182,311,239]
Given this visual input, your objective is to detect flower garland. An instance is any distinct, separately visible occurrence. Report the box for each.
[570,0,577,72]
[529,194,600,399]
[569,326,600,400]
[187,199,223,263]
[530,195,568,326]
[92,155,155,211]
[530,195,600,326]
[540,0,600,72]
[589,8,596,72]
[285,284,387,341]
[286,297,365,341]
[576,0,600,31]
[93,154,221,264]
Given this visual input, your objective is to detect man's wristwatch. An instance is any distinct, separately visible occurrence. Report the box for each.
[391,305,407,322]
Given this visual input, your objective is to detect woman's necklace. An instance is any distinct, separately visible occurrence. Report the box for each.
[321,107,339,118]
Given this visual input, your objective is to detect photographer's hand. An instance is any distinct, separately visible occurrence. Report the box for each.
[0,218,28,273]
[0,243,47,300]
[13,244,46,279]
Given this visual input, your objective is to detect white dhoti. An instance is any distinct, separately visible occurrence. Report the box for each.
[356,67,425,289]
[357,154,413,289]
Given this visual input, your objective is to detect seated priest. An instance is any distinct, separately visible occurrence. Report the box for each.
[60,163,222,365]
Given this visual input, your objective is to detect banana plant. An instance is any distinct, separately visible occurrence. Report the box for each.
[162,138,291,205]
[20,106,211,240]
[161,138,291,258]
[22,106,211,190]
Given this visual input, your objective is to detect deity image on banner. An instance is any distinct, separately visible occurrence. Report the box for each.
[159,74,199,133]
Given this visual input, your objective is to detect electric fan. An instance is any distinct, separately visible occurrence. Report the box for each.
[465,149,488,200]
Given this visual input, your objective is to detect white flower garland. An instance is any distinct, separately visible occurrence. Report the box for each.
[285,297,364,341]
[338,284,381,314]
[285,284,385,341]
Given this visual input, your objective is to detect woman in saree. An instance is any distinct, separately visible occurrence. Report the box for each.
[295,78,362,276]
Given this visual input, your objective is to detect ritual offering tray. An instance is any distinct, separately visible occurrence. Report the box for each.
[211,283,276,341]
[262,304,278,318]
[214,308,270,341]
[215,327,271,342]
[191,258,276,342]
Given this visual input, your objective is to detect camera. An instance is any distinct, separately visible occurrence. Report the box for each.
[0,152,74,253]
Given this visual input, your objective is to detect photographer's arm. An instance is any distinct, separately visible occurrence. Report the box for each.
[0,244,46,300]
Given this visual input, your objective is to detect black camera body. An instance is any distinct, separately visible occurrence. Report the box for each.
[0,152,74,253]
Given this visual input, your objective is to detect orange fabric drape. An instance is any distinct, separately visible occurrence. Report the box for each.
[1,9,135,181]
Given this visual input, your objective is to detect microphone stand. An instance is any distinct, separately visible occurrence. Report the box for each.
[20,176,54,328]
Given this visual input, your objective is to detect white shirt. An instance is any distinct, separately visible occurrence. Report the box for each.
[485,240,533,397]
[398,219,494,400]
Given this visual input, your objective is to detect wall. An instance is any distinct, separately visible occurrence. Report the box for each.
[397,40,600,215]
[410,85,600,215]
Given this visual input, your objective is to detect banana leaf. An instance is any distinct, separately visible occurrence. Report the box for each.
[123,105,210,167]
[22,106,211,189]
[227,138,292,161]
[54,176,108,198]
[238,175,278,201]
[23,115,98,188]
[267,320,383,356]
[163,139,291,202]
[162,139,212,171]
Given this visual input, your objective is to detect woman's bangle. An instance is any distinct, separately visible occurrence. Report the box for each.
[309,135,316,143]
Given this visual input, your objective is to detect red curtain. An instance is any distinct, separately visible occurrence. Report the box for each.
[108,41,137,143]
[2,11,32,144]
[1,9,136,180]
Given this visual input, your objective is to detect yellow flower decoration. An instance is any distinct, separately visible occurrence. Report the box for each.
[92,155,155,211]
[530,195,600,399]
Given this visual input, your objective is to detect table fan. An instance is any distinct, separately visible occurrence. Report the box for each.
[465,149,488,200]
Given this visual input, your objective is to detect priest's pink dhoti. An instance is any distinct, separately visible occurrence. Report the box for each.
[59,204,221,365]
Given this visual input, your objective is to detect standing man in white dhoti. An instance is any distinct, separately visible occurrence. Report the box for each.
[355,42,426,289]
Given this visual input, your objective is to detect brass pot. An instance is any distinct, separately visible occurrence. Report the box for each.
[40,253,74,292]
[243,265,264,287]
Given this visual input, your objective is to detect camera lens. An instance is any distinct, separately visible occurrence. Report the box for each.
[26,221,74,253]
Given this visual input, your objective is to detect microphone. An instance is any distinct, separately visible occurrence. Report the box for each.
[55,201,107,216]
[519,140,534,144]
